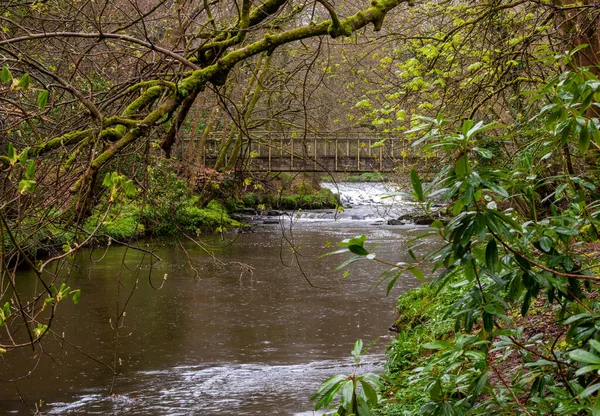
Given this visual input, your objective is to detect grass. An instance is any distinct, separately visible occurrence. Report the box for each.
[375,280,467,415]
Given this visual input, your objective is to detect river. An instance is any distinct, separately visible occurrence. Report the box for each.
[0,182,435,415]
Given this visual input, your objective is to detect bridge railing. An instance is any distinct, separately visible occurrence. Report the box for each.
[178,132,416,172]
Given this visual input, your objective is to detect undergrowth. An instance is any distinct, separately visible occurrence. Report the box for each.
[376,281,466,415]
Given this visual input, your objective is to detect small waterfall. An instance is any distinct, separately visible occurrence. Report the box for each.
[295,182,415,222]
[321,182,401,207]
[241,182,418,224]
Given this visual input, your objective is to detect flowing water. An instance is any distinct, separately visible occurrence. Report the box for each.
[0,183,436,415]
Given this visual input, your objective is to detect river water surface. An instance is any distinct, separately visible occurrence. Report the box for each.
[1,182,434,415]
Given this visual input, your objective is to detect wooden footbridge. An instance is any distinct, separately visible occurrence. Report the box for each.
[178,132,419,173]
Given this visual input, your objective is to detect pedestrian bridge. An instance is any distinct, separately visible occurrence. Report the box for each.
[179,132,422,173]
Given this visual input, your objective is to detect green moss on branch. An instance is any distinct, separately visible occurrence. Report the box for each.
[31,129,92,156]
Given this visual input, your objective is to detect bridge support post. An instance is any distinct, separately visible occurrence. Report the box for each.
[357,137,360,171]
[335,138,338,171]
[314,137,317,170]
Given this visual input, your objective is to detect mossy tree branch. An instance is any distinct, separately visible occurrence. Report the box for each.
[66,0,409,204]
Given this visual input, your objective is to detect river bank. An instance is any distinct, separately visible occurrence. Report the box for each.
[11,164,432,263]
[4,169,345,260]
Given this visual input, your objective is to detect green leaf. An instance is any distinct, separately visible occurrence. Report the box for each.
[429,380,442,401]
[44,297,55,308]
[347,235,366,247]
[581,382,600,398]
[359,378,379,405]
[483,312,494,333]
[385,273,401,295]
[455,154,468,178]
[424,340,453,350]
[590,339,600,354]
[485,239,499,272]
[72,289,81,305]
[557,119,572,144]
[312,374,348,401]
[410,168,424,202]
[466,120,499,139]
[461,186,474,206]
[102,172,113,187]
[341,380,354,409]
[539,236,553,253]
[470,373,489,397]
[569,349,600,365]
[334,256,362,271]
[593,395,600,416]
[315,381,344,410]
[408,267,425,281]
[552,226,578,236]
[37,90,49,110]
[360,373,383,389]
[579,125,591,153]
[575,364,600,377]
[19,149,28,167]
[348,245,369,256]
[123,180,136,197]
[18,179,36,194]
[431,220,443,229]
[521,292,532,317]
[484,182,509,198]
[352,339,363,361]
[563,312,593,326]
[7,143,16,162]
[462,119,475,136]
[1,65,11,83]
[356,397,370,416]
[26,160,35,180]
[19,73,30,90]
[473,147,493,159]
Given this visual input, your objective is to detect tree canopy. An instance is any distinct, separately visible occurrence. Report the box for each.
[4,0,600,414]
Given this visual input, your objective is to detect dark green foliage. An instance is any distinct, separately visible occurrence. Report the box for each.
[312,339,384,415]
[276,188,339,210]
[326,66,600,415]
[241,192,259,207]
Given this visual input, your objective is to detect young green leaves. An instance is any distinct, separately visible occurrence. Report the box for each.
[1,65,11,83]
[102,172,137,202]
[410,168,424,202]
[312,339,382,416]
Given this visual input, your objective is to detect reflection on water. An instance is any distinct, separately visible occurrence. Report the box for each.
[0,184,436,415]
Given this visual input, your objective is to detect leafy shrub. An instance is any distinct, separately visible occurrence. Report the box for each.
[242,192,258,207]
[85,203,144,240]
[326,67,600,416]
[312,340,383,416]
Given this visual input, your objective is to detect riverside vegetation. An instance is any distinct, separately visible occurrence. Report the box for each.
[2,0,600,414]
[1,150,343,268]
[313,62,600,415]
